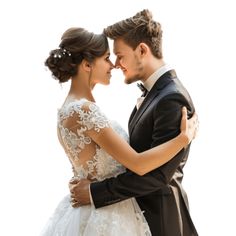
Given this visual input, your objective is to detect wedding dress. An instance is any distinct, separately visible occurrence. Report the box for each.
[40,98,151,236]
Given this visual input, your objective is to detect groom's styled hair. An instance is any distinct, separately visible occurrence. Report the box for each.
[103,9,163,59]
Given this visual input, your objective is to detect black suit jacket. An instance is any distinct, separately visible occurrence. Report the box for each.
[91,70,198,236]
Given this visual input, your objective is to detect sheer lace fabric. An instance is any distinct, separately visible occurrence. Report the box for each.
[40,98,151,236]
[57,98,126,181]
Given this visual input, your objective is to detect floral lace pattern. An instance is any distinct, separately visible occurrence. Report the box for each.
[41,196,152,236]
[41,98,152,236]
[85,198,152,236]
[57,98,126,180]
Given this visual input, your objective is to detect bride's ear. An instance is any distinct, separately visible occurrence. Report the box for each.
[81,59,92,72]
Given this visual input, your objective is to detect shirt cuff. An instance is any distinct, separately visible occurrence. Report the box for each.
[89,184,94,205]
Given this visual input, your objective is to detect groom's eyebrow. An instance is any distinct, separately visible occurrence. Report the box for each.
[113,51,120,56]
[113,48,119,55]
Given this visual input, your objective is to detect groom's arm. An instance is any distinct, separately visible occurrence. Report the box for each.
[90,149,188,208]
[91,94,194,208]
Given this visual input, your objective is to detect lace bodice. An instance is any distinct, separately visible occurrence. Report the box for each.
[57,98,127,181]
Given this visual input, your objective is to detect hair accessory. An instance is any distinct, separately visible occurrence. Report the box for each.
[53,48,72,58]
[62,48,72,56]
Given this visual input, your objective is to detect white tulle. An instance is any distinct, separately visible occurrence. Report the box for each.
[40,98,151,236]
[40,195,151,236]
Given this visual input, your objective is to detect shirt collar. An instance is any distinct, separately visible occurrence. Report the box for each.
[143,64,173,91]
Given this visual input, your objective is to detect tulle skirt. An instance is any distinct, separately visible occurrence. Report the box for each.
[40,195,151,236]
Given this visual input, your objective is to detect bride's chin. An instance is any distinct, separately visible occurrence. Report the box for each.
[102,81,110,86]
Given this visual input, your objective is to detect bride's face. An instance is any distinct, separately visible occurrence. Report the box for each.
[90,50,114,86]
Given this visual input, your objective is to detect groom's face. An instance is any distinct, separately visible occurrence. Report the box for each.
[113,39,143,84]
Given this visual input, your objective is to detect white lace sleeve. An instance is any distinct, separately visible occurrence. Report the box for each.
[76,101,110,132]
[58,99,126,180]
[58,99,111,156]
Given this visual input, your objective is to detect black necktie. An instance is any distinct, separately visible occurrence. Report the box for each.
[137,83,148,97]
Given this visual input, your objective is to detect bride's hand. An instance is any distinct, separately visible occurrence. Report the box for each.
[180,107,199,144]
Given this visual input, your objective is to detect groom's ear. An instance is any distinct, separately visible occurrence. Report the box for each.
[138,43,148,56]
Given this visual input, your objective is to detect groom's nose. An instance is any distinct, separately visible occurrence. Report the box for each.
[115,58,121,69]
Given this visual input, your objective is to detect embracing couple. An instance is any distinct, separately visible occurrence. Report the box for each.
[41,9,199,236]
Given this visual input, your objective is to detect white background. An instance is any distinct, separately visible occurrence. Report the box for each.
[0,0,235,235]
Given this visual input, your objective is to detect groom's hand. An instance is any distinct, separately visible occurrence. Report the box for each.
[69,178,91,208]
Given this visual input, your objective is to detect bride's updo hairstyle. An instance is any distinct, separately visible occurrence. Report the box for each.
[45,27,109,83]
[104,9,163,59]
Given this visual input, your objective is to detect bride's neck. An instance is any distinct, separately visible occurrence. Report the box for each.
[68,77,95,102]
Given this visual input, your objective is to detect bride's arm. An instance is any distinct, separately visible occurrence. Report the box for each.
[86,107,198,176]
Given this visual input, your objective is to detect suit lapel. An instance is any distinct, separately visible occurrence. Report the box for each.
[129,70,177,136]
[128,106,137,126]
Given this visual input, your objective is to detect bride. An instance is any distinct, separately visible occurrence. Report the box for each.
[40,27,198,236]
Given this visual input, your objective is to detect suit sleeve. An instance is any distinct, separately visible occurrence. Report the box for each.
[90,93,194,208]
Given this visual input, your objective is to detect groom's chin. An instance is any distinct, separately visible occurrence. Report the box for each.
[124,77,137,85]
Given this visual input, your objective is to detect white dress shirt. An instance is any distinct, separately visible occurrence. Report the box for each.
[136,64,173,109]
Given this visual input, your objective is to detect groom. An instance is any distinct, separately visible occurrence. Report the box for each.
[70,9,198,236]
